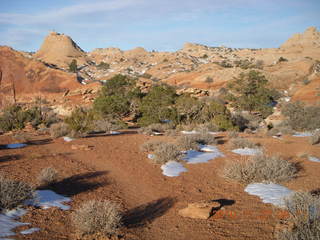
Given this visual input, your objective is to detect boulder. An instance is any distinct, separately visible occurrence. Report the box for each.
[178,201,221,219]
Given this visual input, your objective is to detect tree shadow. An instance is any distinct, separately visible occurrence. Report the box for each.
[0,154,22,163]
[123,197,176,228]
[310,188,320,197]
[41,171,109,197]
[86,131,138,138]
[27,138,52,146]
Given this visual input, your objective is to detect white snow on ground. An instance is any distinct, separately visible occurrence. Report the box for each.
[232,148,262,156]
[5,143,27,149]
[292,132,312,137]
[110,131,121,135]
[31,190,71,210]
[308,156,320,163]
[0,209,28,238]
[161,161,187,177]
[63,137,74,142]
[199,144,222,153]
[20,228,40,235]
[183,148,224,164]
[147,154,155,160]
[245,183,293,207]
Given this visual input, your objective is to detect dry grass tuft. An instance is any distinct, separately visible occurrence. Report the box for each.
[230,137,257,149]
[72,200,122,236]
[153,143,183,164]
[224,154,298,184]
[37,167,59,186]
[277,192,320,240]
[0,175,36,211]
[140,140,165,152]
[177,132,217,150]
[50,122,70,138]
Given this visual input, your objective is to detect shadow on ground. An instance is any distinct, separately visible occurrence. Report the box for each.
[123,197,176,228]
[0,154,23,163]
[42,171,109,197]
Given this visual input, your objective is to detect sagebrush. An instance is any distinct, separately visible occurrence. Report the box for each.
[72,200,122,236]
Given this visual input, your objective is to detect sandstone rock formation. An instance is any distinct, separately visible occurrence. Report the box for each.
[178,201,221,219]
[34,32,88,68]
[281,27,320,51]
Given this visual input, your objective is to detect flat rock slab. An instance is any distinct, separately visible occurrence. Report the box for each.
[178,201,221,219]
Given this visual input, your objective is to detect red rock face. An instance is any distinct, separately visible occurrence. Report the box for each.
[0,46,80,107]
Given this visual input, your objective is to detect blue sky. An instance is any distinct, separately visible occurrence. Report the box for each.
[0,0,319,52]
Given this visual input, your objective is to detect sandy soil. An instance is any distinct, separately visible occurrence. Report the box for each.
[0,130,319,240]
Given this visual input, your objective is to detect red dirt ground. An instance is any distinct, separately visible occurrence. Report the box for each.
[0,130,319,240]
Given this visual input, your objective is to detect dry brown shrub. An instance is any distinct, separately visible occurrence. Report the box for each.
[37,167,59,186]
[50,122,70,138]
[230,137,257,149]
[0,175,36,211]
[72,200,122,236]
[224,154,298,184]
[153,143,183,164]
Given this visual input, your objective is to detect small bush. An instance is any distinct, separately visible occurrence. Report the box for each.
[0,175,36,211]
[277,192,320,240]
[12,132,31,143]
[0,105,30,132]
[228,131,239,138]
[140,140,165,152]
[38,167,59,186]
[309,131,320,145]
[224,154,298,184]
[153,143,183,164]
[69,59,77,73]
[138,123,174,135]
[282,102,320,131]
[177,132,217,150]
[97,61,110,70]
[278,57,288,62]
[64,108,95,137]
[50,122,70,138]
[230,137,257,149]
[72,200,122,236]
[93,119,123,133]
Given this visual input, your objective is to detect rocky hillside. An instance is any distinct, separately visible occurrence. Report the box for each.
[0,27,319,112]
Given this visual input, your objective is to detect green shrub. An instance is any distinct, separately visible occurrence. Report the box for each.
[72,200,122,236]
[138,84,179,126]
[278,57,288,62]
[69,59,77,73]
[227,70,280,118]
[97,61,110,70]
[93,75,142,119]
[0,175,36,211]
[224,154,298,184]
[64,108,95,137]
[277,192,320,240]
[0,105,32,132]
[177,132,217,150]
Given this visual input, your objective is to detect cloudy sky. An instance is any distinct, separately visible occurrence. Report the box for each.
[0,0,319,52]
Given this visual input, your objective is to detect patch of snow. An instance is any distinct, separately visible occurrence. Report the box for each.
[272,136,282,140]
[245,183,293,207]
[181,130,198,134]
[161,161,187,177]
[31,190,71,210]
[232,148,262,156]
[63,137,74,142]
[5,143,27,149]
[183,149,224,164]
[151,132,163,136]
[0,209,28,238]
[308,156,320,163]
[110,131,121,135]
[293,132,312,137]
[20,228,40,235]
[147,154,155,160]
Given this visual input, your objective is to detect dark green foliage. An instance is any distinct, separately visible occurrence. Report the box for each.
[93,75,142,119]
[227,70,280,118]
[64,108,95,137]
[97,61,110,70]
[282,102,320,131]
[175,95,204,124]
[278,57,288,62]
[69,59,77,73]
[0,105,31,131]
[138,84,179,126]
